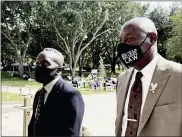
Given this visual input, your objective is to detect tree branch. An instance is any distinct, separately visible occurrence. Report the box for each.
[5,22,11,36]
[92,9,109,37]
[2,31,16,47]
[76,34,86,56]
[52,40,68,55]
[52,20,70,54]
[22,24,31,58]
[71,33,75,59]
[74,10,109,65]
[2,25,21,59]
[75,31,84,43]
[95,29,116,38]
[22,36,31,58]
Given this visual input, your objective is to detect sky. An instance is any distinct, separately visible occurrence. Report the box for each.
[139,1,182,11]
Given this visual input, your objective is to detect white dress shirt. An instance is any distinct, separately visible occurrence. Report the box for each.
[121,54,159,136]
[44,75,61,104]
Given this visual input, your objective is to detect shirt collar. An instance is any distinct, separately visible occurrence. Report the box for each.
[44,75,61,93]
[135,54,159,79]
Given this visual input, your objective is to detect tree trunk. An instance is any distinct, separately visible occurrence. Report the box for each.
[71,69,75,78]
[68,53,76,78]
[78,57,82,77]
[111,45,116,73]
[15,48,24,78]
[79,55,84,77]
[18,58,24,78]
[70,65,75,79]
[111,62,116,73]
[92,53,96,69]
[117,63,120,71]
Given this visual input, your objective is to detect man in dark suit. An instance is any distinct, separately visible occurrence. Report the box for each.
[28,48,85,136]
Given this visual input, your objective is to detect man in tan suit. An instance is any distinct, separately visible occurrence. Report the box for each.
[115,17,182,136]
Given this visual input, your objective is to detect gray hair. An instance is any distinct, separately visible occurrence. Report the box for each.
[122,17,158,36]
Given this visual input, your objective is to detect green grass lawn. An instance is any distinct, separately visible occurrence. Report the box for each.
[78,88,115,95]
[1,70,122,88]
[1,71,117,99]
[1,72,41,88]
[1,71,116,102]
[2,92,23,102]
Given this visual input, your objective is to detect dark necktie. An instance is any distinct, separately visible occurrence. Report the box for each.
[125,72,143,136]
[33,88,46,135]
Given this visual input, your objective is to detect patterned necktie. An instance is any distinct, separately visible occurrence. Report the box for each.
[33,88,46,135]
[125,72,143,136]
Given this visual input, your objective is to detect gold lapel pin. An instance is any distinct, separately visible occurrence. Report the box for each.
[150,82,158,93]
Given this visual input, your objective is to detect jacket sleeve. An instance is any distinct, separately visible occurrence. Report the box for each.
[67,91,85,136]
[28,91,40,136]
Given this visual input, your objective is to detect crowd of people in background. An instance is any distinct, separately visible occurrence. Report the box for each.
[63,73,117,91]
[87,73,117,90]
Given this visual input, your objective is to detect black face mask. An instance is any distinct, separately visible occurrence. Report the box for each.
[117,34,151,68]
[35,66,57,84]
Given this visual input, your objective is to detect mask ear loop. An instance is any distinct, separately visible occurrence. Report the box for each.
[139,33,153,57]
[143,33,152,56]
[56,68,62,75]
[139,33,149,47]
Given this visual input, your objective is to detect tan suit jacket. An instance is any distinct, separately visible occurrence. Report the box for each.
[115,55,182,136]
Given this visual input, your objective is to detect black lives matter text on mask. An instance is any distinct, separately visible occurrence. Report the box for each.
[121,49,138,64]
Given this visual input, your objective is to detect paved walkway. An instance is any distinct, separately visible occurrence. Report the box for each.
[2,90,116,136]
[2,86,38,95]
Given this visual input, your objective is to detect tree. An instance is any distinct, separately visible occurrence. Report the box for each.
[148,7,173,58]
[35,1,116,77]
[53,2,113,77]
[1,1,34,77]
[98,57,106,78]
[25,1,149,76]
[166,11,182,63]
[1,36,16,65]
[100,1,148,73]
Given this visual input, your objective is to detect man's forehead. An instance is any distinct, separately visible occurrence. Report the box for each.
[120,24,141,37]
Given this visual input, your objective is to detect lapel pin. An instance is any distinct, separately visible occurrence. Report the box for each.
[150,82,158,93]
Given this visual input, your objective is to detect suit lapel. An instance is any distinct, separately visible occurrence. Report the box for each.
[44,77,64,107]
[116,68,134,136]
[137,55,172,135]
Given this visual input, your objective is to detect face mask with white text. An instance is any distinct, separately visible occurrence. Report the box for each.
[117,34,150,68]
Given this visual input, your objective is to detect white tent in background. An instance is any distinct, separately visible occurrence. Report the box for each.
[91,69,97,75]
[10,62,31,75]
[11,62,29,66]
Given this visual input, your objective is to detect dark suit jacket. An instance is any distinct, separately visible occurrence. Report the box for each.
[28,77,85,136]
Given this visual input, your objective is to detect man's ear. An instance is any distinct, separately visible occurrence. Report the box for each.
[56,68,62,75]
[149,32,157,44]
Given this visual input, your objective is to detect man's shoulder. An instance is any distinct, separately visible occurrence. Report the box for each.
[56,81,81,96]
[168,60,182,73]
[34,88,42,96]
[118,68,133,80]
[158,55,181,73]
